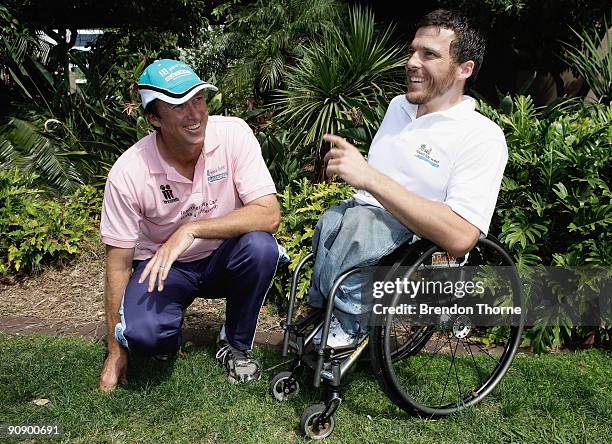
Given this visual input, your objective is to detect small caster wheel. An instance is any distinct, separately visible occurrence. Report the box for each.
[269,371,300,401]
[300,403,335,440]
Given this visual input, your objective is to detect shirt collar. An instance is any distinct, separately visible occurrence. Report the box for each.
[147,133,192,183]
[399,95,419,121]
[404,95,476,121]
[148,136,192,183]
[438,95,476,119]
[146,132,164,175]
[204,121,221,153]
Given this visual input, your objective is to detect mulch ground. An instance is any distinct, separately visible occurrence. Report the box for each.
[0,247,285,350]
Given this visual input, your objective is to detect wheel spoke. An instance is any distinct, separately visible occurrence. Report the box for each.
[438,331,455,407]
[450,339,465,405]
[466,338,502,366]
[397,328,448,385]
[465,338,484,388]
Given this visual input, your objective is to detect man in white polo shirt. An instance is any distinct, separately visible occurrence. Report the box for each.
[99,59,281,391]
[309,9,508,346]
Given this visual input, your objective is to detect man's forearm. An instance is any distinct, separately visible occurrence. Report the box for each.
[104,267,131,355]
[185,196,280,240]
[364,169,479,257]
[322,134,479,257]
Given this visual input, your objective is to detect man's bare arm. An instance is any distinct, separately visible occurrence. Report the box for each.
[140,194,281,292]
[189,193,280,239]
[99,245,134,391]
[323,134,479,257]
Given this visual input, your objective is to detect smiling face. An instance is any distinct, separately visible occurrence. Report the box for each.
[405,26,468,106]
[147,91,209,151]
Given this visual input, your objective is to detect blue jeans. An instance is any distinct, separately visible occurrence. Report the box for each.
[307,199,414,335]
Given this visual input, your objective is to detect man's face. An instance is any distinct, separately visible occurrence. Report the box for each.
[149,91,209,149]
[405,26,461,105]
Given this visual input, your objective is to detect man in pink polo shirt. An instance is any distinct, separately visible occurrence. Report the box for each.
[99,59,281,391]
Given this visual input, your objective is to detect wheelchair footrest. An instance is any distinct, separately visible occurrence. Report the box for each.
[281,309,323,334]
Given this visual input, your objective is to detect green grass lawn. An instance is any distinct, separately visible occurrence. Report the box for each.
[0,334,610,443]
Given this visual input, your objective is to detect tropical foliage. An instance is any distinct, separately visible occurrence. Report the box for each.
[478,96,612,351]
[256,126,305,190]
[275,6,406,177]
[216,0,342,99]
[271,178,354,304]
[0,5,53,105]
[0,169,101,279]
[562,14,612,103]
[479,96,612,267]
[436,0,611,99]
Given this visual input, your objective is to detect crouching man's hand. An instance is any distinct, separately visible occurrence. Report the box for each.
[139,225,196,293]
[323,134,378,190]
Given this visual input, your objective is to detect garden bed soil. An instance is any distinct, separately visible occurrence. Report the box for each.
[0,248,284,349]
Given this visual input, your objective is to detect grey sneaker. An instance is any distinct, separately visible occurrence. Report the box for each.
[215,343,261,384]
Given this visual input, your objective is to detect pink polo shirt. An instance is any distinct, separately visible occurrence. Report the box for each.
[100,116,277,261]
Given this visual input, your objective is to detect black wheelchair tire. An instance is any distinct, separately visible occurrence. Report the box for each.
[370,236,523,417]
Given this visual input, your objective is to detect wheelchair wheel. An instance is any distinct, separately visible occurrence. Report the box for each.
[300,404,335,440]
[371,236,523,417]
[270,371,300,401]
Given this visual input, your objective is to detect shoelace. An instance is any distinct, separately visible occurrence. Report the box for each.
[215,344,247,364]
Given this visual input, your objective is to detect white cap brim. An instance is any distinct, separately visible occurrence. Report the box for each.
[139,83,218,108]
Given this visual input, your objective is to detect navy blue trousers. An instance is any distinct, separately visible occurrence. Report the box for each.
[118,232,279,355]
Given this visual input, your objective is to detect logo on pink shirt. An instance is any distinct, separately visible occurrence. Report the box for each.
[160,184,179,204]
[207,165,228,182]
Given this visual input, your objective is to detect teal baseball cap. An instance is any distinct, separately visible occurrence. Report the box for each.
[138,59,218,108]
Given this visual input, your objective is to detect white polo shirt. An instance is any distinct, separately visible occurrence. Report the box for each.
[354,95,507,235]
[100,116,276,261]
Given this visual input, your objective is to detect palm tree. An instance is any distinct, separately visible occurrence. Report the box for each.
[274,5,407,180]
[0,6,85,192]
[220,0,341,100]
[562,14,612,103]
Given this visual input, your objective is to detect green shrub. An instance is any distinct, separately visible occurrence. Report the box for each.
[0,169,101,279]
[479,96,612,351]
[478,96,612,267]
[257,126,305,191]
[562,13,612,103]
[270,178,354,305]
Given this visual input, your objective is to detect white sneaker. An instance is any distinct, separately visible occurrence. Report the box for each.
[313,315,356,348]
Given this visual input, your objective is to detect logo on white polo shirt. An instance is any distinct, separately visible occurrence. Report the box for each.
[415,144,440,168]
[160,184,179,204]
[207,165,228,183]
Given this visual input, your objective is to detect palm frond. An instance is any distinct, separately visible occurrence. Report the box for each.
[221,0,341,95]
[0,118,84,193]
[275,5,406,147]
[562,15,612,103]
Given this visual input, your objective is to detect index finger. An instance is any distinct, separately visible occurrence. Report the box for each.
[139,255,157,285]
[323,134,345,146]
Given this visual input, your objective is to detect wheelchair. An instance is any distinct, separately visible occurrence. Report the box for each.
[269,235,524,440]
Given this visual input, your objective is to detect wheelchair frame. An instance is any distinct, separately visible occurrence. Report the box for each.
[271,235,524,440]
